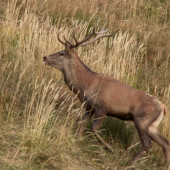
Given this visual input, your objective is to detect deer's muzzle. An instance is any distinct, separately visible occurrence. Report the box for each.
[43,56,52,65]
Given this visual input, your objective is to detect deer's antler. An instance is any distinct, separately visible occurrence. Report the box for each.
[57,21,119,49]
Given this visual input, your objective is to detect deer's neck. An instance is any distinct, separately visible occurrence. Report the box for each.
[63,58,95,101]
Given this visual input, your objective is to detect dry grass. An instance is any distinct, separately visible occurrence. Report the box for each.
[0,0,170,169]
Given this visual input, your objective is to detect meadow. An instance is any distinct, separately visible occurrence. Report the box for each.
[0,0,170,169]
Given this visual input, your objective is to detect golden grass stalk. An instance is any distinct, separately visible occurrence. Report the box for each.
[0,0,169,169]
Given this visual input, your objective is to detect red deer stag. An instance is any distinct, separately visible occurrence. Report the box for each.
[43,22,169,164]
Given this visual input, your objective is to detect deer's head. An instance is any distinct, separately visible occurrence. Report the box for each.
[43,44,77,71]
[43,21,119,71]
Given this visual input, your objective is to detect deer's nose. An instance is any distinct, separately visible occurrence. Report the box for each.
[43,56,47,61]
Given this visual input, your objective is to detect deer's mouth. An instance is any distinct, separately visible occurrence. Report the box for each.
[43,56,52,65]
[43,60,52,65]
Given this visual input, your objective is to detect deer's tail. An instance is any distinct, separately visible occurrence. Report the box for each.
[163,104,167,116]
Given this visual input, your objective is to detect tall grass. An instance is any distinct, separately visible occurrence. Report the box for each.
[0,0,170,169]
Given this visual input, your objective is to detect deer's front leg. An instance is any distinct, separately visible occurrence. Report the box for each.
[92,109,113,152]
[78,111,94,137]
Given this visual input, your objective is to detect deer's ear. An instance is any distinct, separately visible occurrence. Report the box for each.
[65,44,77,59]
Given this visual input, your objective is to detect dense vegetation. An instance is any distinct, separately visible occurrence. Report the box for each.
[0,0,170,169]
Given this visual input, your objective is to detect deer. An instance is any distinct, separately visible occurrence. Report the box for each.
[43,21,169,165]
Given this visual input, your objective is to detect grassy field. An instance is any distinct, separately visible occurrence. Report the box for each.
[0,0,170,169]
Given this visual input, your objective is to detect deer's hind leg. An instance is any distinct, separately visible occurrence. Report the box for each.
[148,111,169,163]
[130,117,153,164]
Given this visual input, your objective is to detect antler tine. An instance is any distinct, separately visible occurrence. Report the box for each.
[73,26,79,44]
[100,22,106,31]
[105,29,119,37]
[96,28,109,35]
[78,28,119,47]
[57,28,76,47]
[57,21,119,49]
[57,30,66,46]
[73,21,83,44]
[96,28,119,38]
[96,19,100,27]
[93,19,100,32]
[69,24,96,49]
[95,22,110,34]
[63,36,74,46]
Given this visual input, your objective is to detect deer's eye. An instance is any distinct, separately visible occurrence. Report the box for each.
[59,53,64,57]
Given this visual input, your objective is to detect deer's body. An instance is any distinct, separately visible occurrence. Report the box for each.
[43,23,169,165]
[60,50,164,121]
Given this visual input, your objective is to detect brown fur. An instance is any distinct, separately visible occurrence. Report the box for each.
[43,43,169,165]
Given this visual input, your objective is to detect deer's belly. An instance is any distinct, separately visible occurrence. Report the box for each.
[106,112,133,120]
